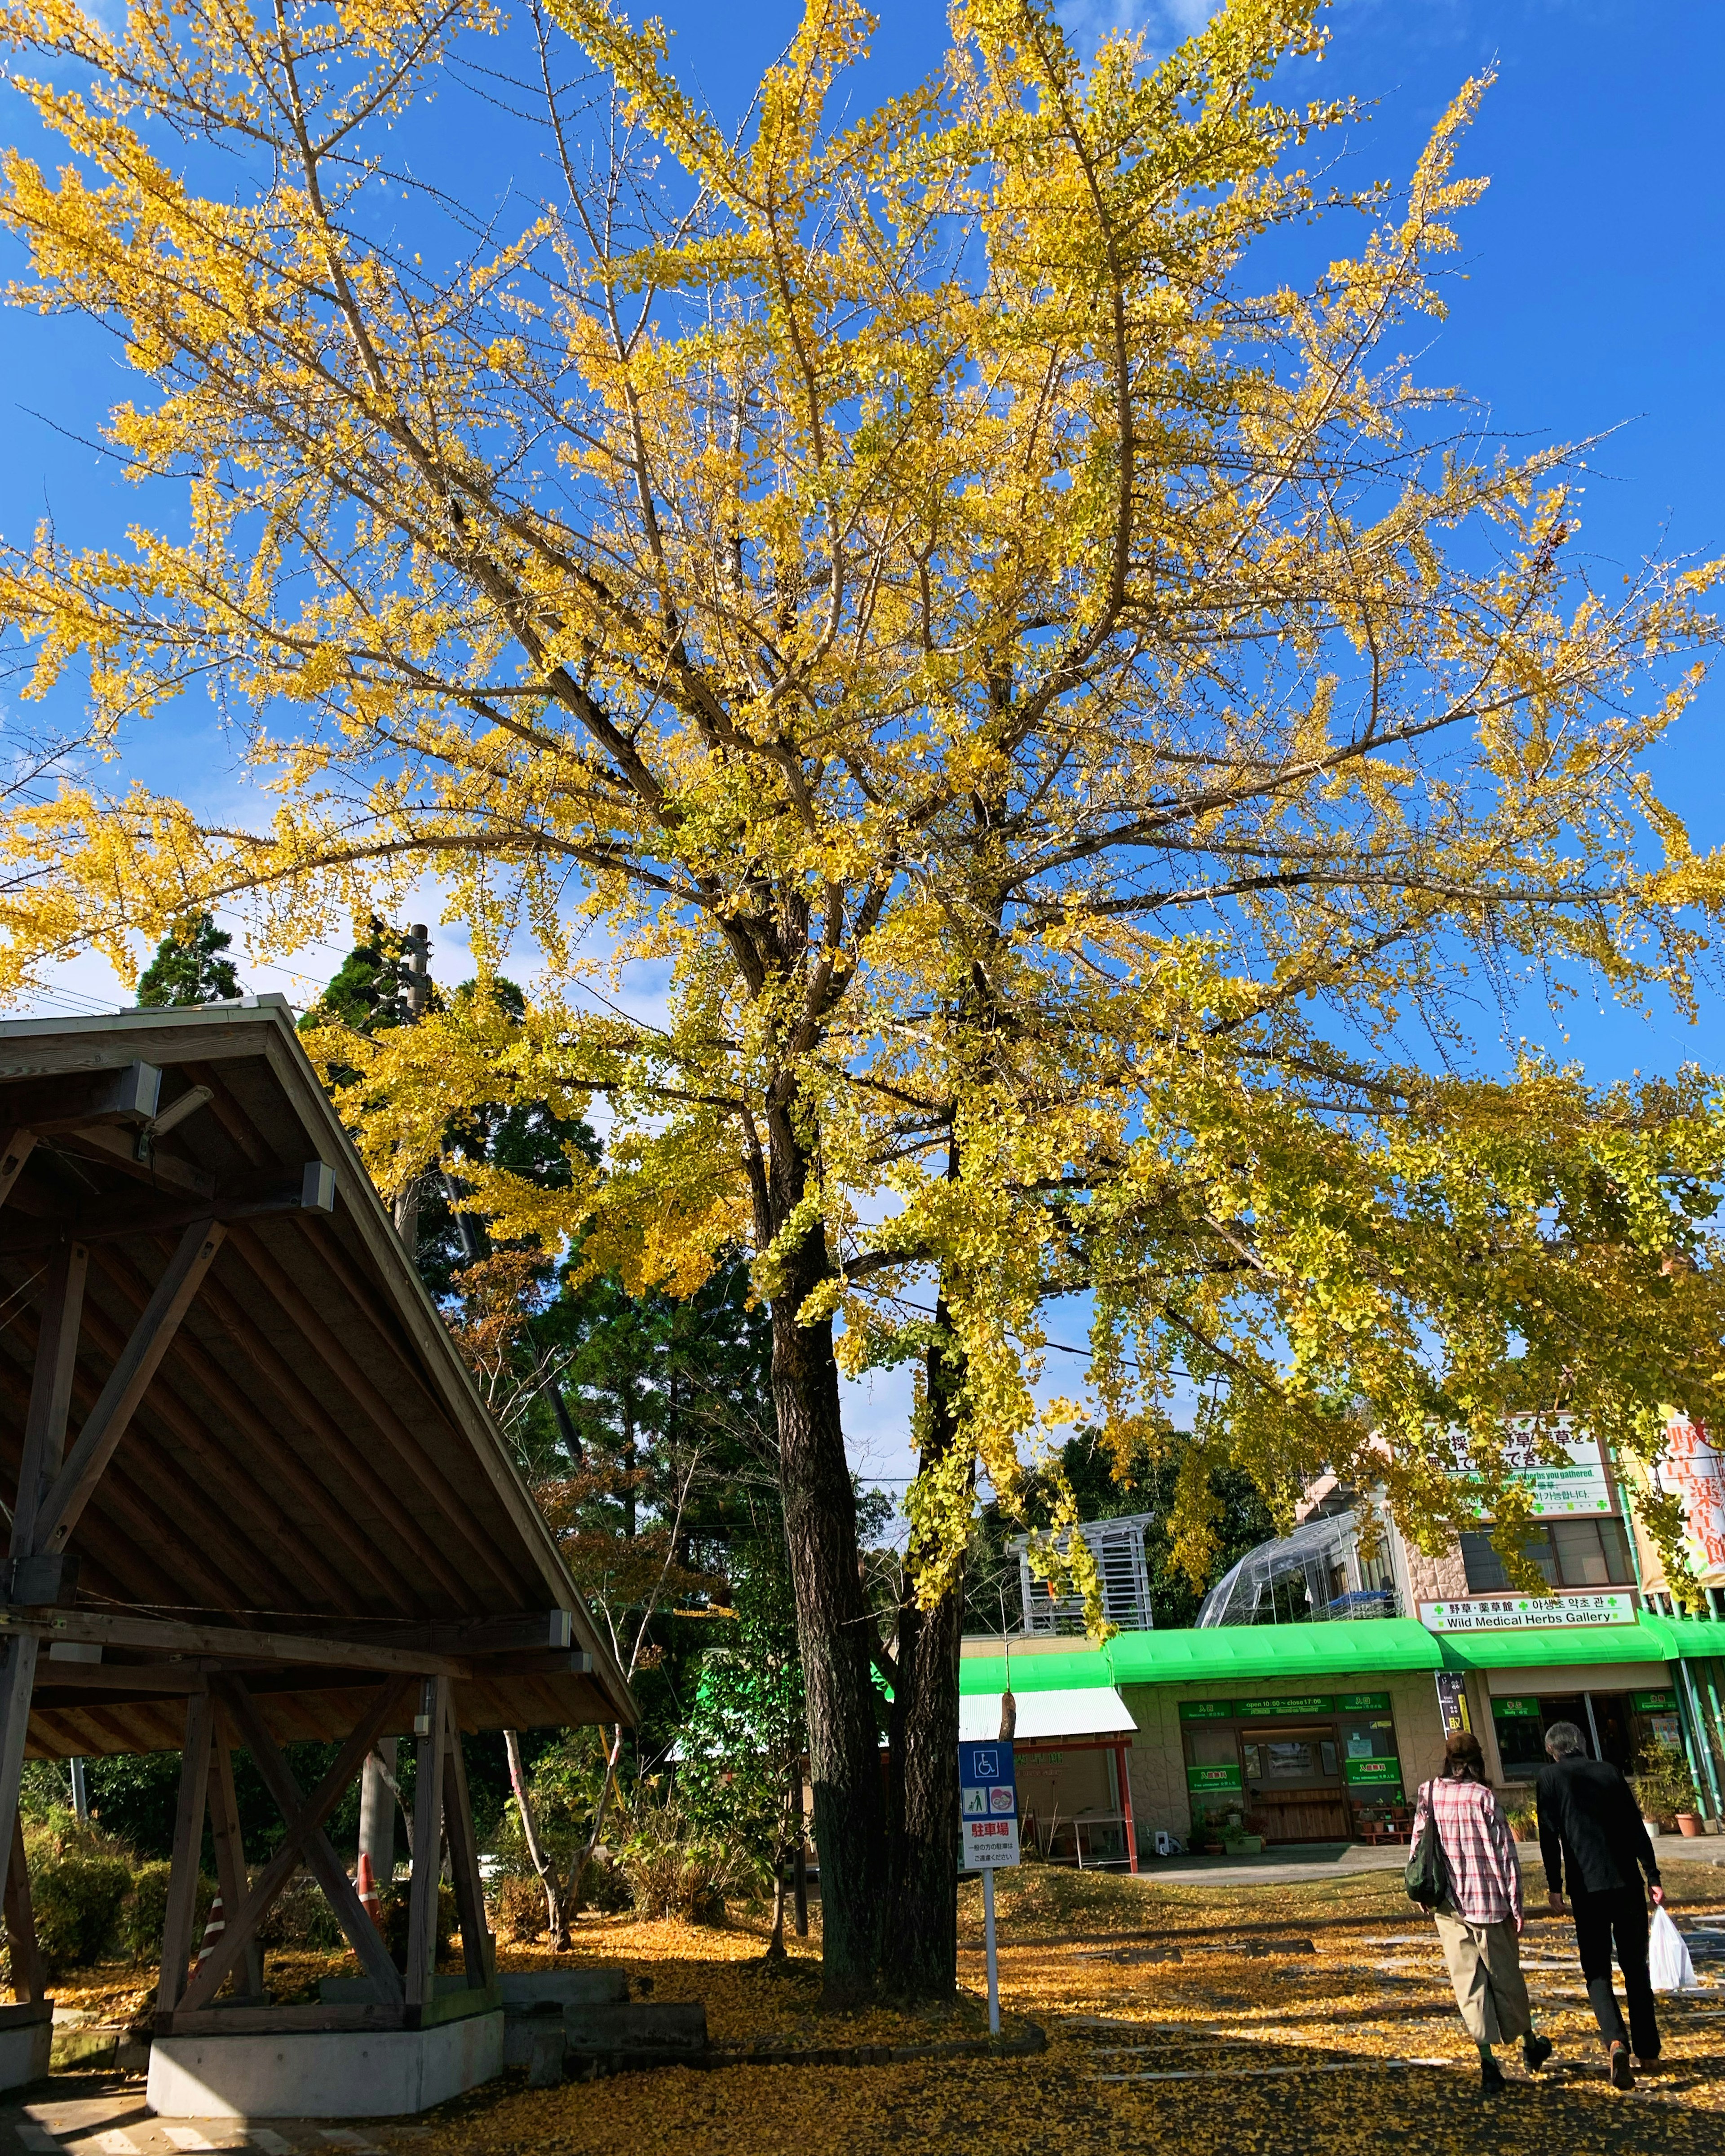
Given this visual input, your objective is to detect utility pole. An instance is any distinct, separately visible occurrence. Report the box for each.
[367,923,428,1890]
[389,925,431,1264]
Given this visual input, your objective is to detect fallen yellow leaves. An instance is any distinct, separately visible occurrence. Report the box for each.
[379,1868,1725,2156]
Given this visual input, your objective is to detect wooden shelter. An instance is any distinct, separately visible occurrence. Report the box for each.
[0,998,633,2068]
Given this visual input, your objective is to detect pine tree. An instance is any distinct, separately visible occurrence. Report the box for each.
[133,911,240,1007]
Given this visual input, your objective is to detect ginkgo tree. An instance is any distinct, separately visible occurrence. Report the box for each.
[4,0,1725,1999]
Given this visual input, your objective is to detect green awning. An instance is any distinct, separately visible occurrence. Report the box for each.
[1636,1613,1725,1662]
[1107,1618,1444,1685]
[1434,1619,1664,1671]
[958,1610,1725,1697]
[959,1648,1115,1696]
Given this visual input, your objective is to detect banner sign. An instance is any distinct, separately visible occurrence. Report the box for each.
[1434,1672,1472,1738]
[1658,1419,1725,1585]
[1420,1592,1635,1633]
[1453,1416,1612,1519]
[1344,1758,1402,1787]
[959,1740,1020,1870]
[1185,1763,1243,1794]
[1233,1695,1334,1719]
[1178,1701,1236,1721]
[1337,1693,1391,1714]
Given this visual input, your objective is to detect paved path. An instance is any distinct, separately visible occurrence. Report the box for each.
[1134,1833,1725,1887]
[0,2080,422,2156]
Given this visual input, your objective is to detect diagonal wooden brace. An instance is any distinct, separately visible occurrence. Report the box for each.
[0,1131,35,1211]
[34,1218,225,1557]
[176,1676,408,2017]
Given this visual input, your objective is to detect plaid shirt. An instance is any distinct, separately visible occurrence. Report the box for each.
[1410,1776,1522,1927]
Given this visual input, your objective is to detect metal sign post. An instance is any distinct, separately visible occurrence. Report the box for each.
[959,1737,1019,2035]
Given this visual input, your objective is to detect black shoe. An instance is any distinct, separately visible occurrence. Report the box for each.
[1481,2056,1508,2095]
[1632,2053,1663,2073]
[1523,2034,1553,2073]
[1609,2043,1635,2090]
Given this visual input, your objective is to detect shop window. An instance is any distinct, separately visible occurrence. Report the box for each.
[1492,1697,1548,1771]
[1461,1519,1632,1594]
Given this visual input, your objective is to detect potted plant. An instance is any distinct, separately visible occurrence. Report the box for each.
[1631,1741,1700,1838]
[1505,1802,1538,1844]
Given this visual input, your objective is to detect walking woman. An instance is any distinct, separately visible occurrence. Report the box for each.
[1411,1730,1554,2093]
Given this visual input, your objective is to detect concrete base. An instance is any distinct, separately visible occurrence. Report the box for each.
[146,2010,504,2119]
[0,2015,51,2091]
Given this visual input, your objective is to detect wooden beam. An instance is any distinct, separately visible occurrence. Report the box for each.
[405,1675,450,2009]
[8,1242,88,1569]
[157,1694,214,2015]
[440,1692,490,1989]
[93,1245,397,1617]
[73,1276,327,1615]
[0,1063,159,1135]
[0,1610,469,1679]
[229,1228,522,1600]
[0,1132,36,1213]
[0,1356,186,1610]
[206,1734,264,2001]
[34,1661,205,1695]
[34,1219,226,1557]
[190,1678,405,2017]
[196,1268,464,1611]
[287,1612,575,1659]
[3,1815,44,2006]
[58,1123,214,1199]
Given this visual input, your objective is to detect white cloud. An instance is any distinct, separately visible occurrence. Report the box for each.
[1056,0,1221,57]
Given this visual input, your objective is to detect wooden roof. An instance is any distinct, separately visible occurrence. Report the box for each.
[0,998,636,1755]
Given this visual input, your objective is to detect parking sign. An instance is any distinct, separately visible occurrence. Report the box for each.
[958,1738,1020,1870]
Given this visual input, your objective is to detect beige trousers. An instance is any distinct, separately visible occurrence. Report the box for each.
[1432,1907,1533,2046]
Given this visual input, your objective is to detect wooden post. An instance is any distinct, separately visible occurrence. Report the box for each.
[0,1245,86,1890]
[439,1694,490,1988]
[3,1814,45,2006]
[405,1675,449,2008]
[1117,1743,1139,1876]
[206,1732,264,2001]
[158,1694,214,2016]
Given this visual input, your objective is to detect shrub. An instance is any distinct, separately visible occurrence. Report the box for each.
[619,1794,742,1925]
[33,1853,132,1973]
[118,1860,175,1965]
[494,1873,547,1943]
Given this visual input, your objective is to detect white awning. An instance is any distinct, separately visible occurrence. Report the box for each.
[959,1685,1137,1743]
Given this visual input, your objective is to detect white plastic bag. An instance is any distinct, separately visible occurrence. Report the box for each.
[1648,1905,1698,1993]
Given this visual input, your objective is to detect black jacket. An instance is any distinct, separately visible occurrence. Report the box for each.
[1536,1754,1661,1898]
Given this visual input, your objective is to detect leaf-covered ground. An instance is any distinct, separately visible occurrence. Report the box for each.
[389,1863,1725,2156]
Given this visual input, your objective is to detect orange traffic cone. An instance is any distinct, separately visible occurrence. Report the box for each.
[357,1850,381,1924]
[194,1891,225,1968]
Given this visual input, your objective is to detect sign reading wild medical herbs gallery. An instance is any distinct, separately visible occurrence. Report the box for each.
[1419,1592,1636,1633]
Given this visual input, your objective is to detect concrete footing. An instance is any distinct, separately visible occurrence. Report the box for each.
[146,2010,504,2118]
[0,2009,52,2092]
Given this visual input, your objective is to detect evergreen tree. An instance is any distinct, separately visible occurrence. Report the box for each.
[134,910,240,1006]
[681,1526,806,1956]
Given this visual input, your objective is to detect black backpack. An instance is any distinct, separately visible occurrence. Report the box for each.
[1405,1781,1451,1909]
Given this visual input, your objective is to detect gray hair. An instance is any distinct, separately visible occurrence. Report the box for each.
[1544,1720,1586,1759]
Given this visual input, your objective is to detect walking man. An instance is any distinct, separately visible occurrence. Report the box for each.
[1536,1719,1665,2089]
[1412,1729,1553,2093]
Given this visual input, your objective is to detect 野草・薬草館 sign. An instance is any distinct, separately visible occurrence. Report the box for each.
[1418,1592,1636,1633]
[959,1739,1020,1870]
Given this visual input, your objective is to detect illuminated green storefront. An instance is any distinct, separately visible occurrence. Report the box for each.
[957,1613,1725,1855]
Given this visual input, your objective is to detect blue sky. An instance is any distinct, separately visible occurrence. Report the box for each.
[3,0,1723,1484]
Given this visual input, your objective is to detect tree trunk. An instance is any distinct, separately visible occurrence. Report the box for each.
[881,1291,969,1998]
[766,1119,885,2006]
[505,1729,565,1947]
